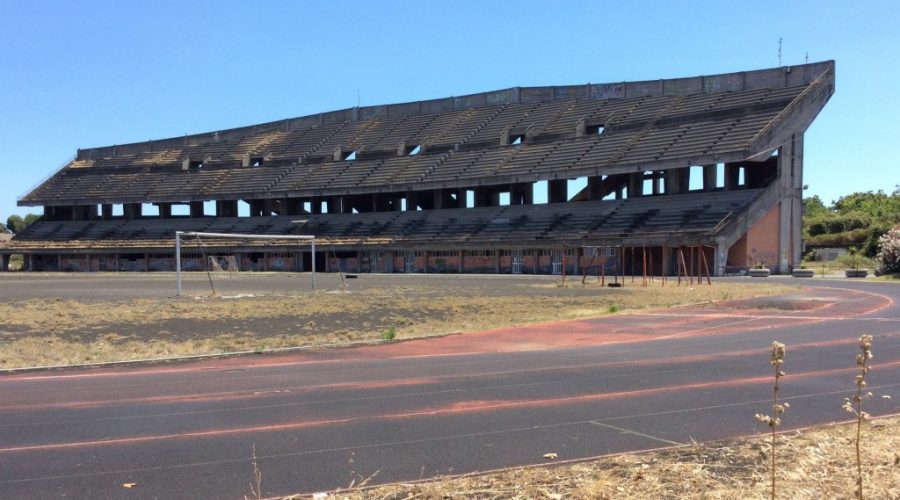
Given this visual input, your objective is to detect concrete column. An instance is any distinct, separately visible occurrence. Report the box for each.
[777,134,804,273]
[651,172,661,195]
[1,254,8,272]
[724,163,741,190]
[586,176,603,201]
[627,172,643,198]
[474,188,493,207]
[702,165,717,192]
[124,203,142,219]
[311,198,323,214]
[494,250,500,273]
[189,201,204,217]
[101,204,113,220]
[510,183,533,205]
[159,203,172,218]
[548,179,567,204]
[218,200,239,217]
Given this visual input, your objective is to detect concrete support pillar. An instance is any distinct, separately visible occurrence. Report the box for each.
[587,176,603,201]
[702,165,717,192]
[510,183,533,205]
[777,134,804,273]
[217,200,239,217]
[458,250,464,273]
[651,172,661,195]
[124,203,142,219]
[189,201,204,218]
[715,242,728,277]
[101,204,113,220]
[724,163,741,190]
[1,254,8,272]
[405,191,419,211]
[494,250,500,274]
[159,203,172,218]
[474,187,493,207]
[665,168,689,195]
[548,179,567,204]
[311,198,323,214]
[627,172,643,198]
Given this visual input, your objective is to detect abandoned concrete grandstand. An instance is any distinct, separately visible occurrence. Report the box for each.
[3,61,834,275]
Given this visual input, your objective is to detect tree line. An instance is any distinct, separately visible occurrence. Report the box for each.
[803,186,900,257]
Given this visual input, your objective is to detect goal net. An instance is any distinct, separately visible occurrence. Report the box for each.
[175,231,316,296]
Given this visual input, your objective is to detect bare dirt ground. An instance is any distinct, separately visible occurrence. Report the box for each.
[0,273,796,369]
[323,415,900,500]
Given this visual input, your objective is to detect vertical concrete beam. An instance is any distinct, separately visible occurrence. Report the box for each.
[474,187,493,207]
[311,198,323,214]
[586,176,603,201]
[724,163,741,190]
[159,203,172,218]
[651,172,661,195]
[124,203,142,219]
[189,201,204,218]
[548,179,567,204]
[777,134,804,273]
[101,204,113,220]
[628,173,643,198]
[1,254,8,272]
[702,165,717,192]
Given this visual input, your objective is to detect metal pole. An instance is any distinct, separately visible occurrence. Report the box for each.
[311,239,316,291]
[176,231,182,296]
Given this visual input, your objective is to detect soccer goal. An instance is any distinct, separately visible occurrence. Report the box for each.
[175,231,316,296]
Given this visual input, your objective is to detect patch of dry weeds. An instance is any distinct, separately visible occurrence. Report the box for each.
[320,416,900,500]
[0,281,796,368]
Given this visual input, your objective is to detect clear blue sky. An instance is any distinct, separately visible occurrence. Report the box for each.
[1,0,898,220]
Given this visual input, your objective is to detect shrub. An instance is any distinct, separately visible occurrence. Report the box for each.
[876,225,900,274]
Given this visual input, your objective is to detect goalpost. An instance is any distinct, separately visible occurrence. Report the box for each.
[175,231,316,296]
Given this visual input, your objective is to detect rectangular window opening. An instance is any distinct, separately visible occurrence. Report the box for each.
[738,167,746,186]
[510,134,525,145]
[407,145,421,156]
[343,151,357,161]
[190,160,204,169]
[716,163,725,188]
[499,192,510,206]
[251,157,264,167]
[586,124,605,135]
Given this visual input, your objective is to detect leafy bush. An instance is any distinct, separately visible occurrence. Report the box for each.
[876,225,900,274]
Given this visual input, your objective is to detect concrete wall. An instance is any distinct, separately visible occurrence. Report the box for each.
[728,204,781,270]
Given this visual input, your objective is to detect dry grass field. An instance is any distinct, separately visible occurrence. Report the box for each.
[0,273,796,369]
[321,415,900,500]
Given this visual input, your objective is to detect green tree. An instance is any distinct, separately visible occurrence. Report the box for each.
[803,195,828,217]
[6,213,40,234]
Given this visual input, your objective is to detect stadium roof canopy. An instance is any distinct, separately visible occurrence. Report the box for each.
[19,61,834,207]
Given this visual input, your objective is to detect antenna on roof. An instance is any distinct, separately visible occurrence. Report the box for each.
[778,37,783,66]
[356,89,360,108]
[805,52,809,64]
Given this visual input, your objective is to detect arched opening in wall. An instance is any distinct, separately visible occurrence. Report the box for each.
[142,203,159,217]
[237,200,250,217]
[689,166,704,191]
[204,201,217,216]
[171,204,190,217]
[533,180,548,204]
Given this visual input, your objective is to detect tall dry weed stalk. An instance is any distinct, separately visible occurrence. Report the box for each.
[756,341,788,500]
[842,334,873,500]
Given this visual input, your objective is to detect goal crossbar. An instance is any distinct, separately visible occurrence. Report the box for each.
[175,231,317,296]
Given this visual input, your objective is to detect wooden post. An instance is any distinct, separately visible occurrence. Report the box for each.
[700,246,712,285]
[641,246,647,286]
[600,255,606,286]
[561,245,567,286]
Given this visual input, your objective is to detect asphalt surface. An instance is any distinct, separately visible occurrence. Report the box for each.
[1,278,899,499]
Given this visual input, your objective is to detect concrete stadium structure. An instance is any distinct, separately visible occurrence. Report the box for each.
[2,61,834,276]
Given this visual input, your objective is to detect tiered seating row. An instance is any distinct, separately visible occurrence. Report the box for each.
[14,190,761,250]
[22,86,807,205]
